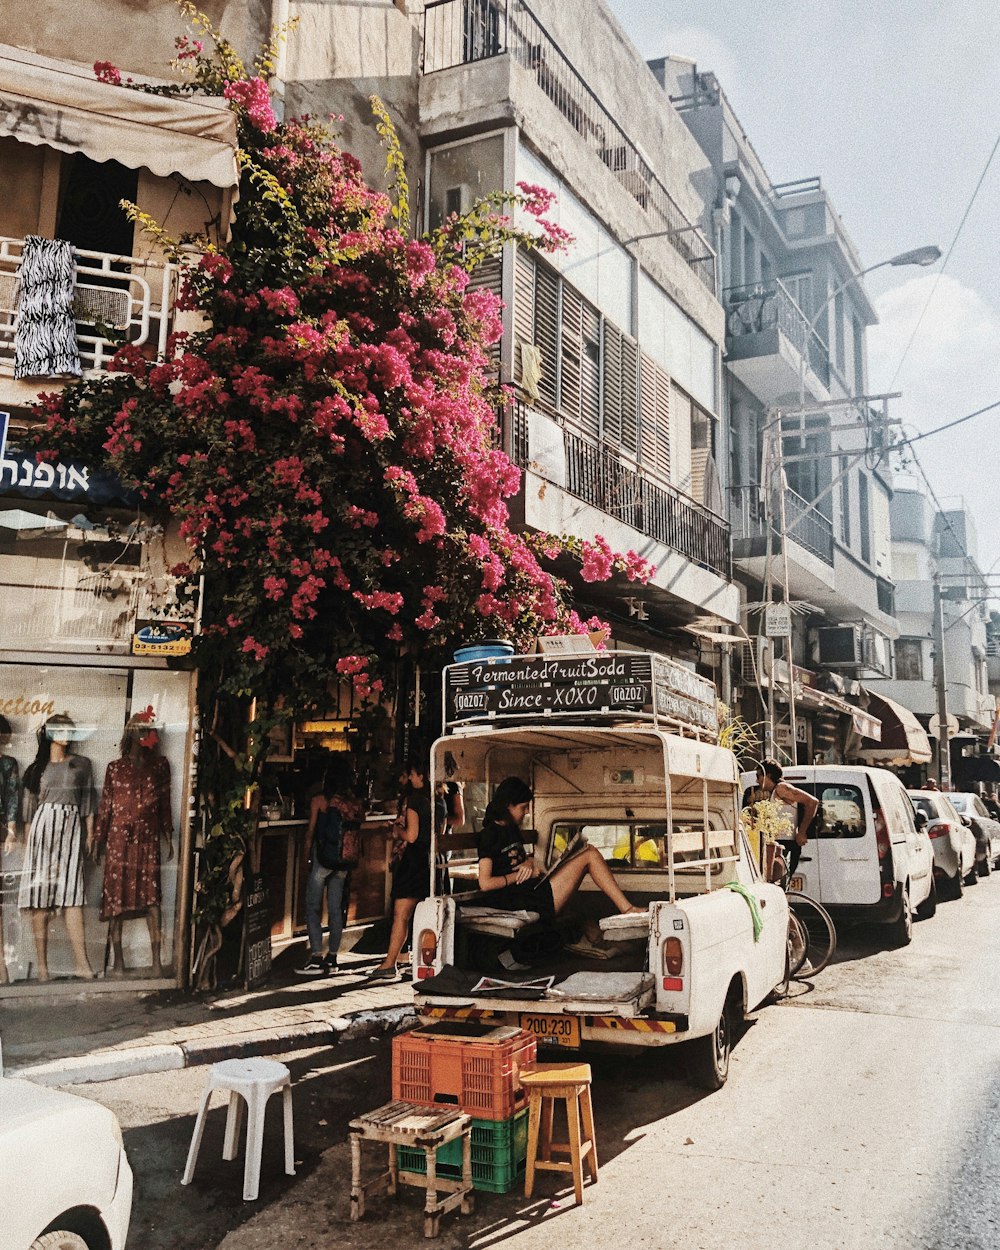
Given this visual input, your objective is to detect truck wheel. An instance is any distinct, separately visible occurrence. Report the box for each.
[915,876,937,920]
[687,998,734,1091]
[889,881,913,947]
[29,1233,90,1250]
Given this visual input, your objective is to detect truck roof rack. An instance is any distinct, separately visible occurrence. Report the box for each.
[442,651,719,740]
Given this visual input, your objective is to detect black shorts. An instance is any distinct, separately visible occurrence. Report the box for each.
[489,878,555,921]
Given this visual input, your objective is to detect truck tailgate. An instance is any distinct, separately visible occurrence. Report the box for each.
[417,970,656,1018]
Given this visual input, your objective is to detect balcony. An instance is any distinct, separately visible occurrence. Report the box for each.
[0,237,177,378]
[730,482,834,566]
[723,278,830,403]
[510,400,732,589]
[422,0,715,292]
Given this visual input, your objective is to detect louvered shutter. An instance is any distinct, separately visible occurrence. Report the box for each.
[654,364,671,480]
[534,262,560,409]
[602,321,622,446]
[513,247,535,387]
[560,283,581,423]
[621,334,638,455]
[639,350,657,470]
[467,255,503,368]
[580,300,601,440]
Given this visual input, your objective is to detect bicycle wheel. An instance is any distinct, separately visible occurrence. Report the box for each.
[787,911,808,978]
[786,891,837,976]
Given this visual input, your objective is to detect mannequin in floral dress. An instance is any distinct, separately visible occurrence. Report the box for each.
[95,708,174,976]
[0,714,19,985]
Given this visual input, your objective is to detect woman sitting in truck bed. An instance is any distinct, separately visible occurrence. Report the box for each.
[477,777,646,919]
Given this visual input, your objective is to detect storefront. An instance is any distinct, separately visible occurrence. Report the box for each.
[0,453,197,994]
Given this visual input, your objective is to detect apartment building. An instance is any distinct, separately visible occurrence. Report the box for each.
[655,58,895,764]
[0,15,243,989]
[869,482,994,784]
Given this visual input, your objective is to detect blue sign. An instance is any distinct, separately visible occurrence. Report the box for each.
[0,443,135,505]
[0,412,7,464]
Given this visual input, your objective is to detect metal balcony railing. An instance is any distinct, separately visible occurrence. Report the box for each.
[510,401,731,578]
[0,237,177,376]
[723,278,830,387]
[422,0,716,292]
[729,483,834,567]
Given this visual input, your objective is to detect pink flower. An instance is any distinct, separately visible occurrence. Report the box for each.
[93,61,121,86]
[242,637,269,662]
[223,77,277,134]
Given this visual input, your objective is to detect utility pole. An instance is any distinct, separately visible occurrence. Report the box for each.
[933,571,952,789]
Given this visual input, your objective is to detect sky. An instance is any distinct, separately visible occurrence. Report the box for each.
[606,0,1000,573]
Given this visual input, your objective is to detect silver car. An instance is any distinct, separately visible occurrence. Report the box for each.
[908,791,977,900]
[948,792,1000,876]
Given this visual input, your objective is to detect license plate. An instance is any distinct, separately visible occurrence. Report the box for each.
[520,1013,581,1048]
[790,875,805,892]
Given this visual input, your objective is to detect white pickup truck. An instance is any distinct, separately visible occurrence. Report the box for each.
[410,651,789,1090]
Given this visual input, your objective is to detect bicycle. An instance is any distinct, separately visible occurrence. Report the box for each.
[769,844,837,978]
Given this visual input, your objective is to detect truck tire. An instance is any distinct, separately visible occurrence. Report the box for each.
[686,993,736,1091]
[915,875,937,920]
[889,881,913,947]
[29,1233,91,1250]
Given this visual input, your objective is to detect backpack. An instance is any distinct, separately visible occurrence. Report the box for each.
[314,802,361,870]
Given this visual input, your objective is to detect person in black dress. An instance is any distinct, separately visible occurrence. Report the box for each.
[367,761,435,981]
[477,777,645,918]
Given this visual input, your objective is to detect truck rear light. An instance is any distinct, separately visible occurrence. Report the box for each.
[874,808,891,859]
[418,929,437,969]
[662,976,684,991]
[662,936,683,976]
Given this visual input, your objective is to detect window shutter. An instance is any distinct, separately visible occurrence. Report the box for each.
[467,255,503,367]
[621,334,638,455]
[580,300,601,440]
[534,261,560,409]
[654,363,671,479]
[513,247,535,386]
[639,350,657,469]
[560,282,581,423]
[602,321,622,447]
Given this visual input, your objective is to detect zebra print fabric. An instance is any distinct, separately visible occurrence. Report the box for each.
[18,802,87,909]
[13,235,82,379]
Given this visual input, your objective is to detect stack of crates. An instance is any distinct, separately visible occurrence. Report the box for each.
[391,1022,536,1193]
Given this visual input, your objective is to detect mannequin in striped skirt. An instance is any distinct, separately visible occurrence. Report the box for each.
[18,714,97,981]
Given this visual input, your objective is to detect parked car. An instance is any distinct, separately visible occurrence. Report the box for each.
[907,791,977,899]
[0,1073,132,1250]
[777,766,936,945]
[948,793,1000,875]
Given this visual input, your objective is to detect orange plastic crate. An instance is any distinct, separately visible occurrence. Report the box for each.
[392,1023,536,1121]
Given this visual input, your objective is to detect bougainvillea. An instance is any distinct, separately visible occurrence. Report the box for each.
[31,7,653,983]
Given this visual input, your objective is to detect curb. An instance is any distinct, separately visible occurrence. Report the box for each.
[13,1005,419,1087]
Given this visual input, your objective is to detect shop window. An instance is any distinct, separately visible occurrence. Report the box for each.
[0,663,192,986]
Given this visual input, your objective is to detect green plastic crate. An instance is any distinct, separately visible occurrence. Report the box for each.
[396,1109,528,1194]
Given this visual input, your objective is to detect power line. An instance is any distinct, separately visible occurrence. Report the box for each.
[889,397,1000,450]
[887,130,1000,390]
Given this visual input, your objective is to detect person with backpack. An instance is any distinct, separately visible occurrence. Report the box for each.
[296,756,363,977]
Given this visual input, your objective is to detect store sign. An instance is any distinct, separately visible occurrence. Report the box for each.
[445,652,719,735]
[245,873,272,990]
[1,446,135,505]
[0,692,57,717]
[131,620,193,657]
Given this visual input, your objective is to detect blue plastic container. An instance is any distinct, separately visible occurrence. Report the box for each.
[452,640,514,664]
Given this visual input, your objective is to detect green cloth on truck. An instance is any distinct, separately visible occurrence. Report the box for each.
[726,882,763,942]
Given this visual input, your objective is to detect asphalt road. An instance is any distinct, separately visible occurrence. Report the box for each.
[69,872,1000,1250]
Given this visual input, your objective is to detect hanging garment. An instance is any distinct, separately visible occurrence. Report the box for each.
[94,754,173,920]
[14,235,82,379]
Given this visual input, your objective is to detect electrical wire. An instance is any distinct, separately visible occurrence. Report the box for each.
[889,397,1000,451]
[887,130,1000,391]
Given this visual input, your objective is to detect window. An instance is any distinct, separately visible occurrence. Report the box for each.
[785,784,866,838]
[894,639,923,682]
[428,135,505,229]
[852,315,865,392]
[783,272,813,318]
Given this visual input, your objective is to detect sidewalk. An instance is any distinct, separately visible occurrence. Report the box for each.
[0,946,416,1086]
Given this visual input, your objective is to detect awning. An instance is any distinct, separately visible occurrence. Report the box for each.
[858,690,933,765]
[0,45,239,189]
[768,660,881,739]
[957,755,1000,784]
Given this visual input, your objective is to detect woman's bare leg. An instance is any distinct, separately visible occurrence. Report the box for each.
[376,898,418,970]
[29,909,51,982]
[549,846,645,915]
[65,906,95,979]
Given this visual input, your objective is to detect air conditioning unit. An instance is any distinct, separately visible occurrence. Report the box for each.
[816,624,863,668]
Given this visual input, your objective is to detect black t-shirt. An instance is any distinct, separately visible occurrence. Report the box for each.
[477,820,528,878]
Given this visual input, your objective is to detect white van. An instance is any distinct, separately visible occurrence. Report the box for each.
[776,765,935,944]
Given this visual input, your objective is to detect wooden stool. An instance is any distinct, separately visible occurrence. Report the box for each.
[521,1062,598,1205]
[349,1100,475,1238]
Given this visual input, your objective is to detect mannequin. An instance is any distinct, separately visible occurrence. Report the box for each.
[95,707,174,976]
[18,712,97,981]
[0,714,20,985]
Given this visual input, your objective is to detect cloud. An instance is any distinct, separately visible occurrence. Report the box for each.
[869,273,1000,566]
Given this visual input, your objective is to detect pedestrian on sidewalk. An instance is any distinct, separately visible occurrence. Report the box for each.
[367,760,434,982]
[296,756,363,977]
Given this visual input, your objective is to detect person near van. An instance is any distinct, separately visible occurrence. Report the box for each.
[367,761,435,982]
[296,757,363,977]
[476,777,646,918]
[757,759,819,878]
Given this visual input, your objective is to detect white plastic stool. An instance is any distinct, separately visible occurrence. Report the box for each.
[181,1057,295,1201]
